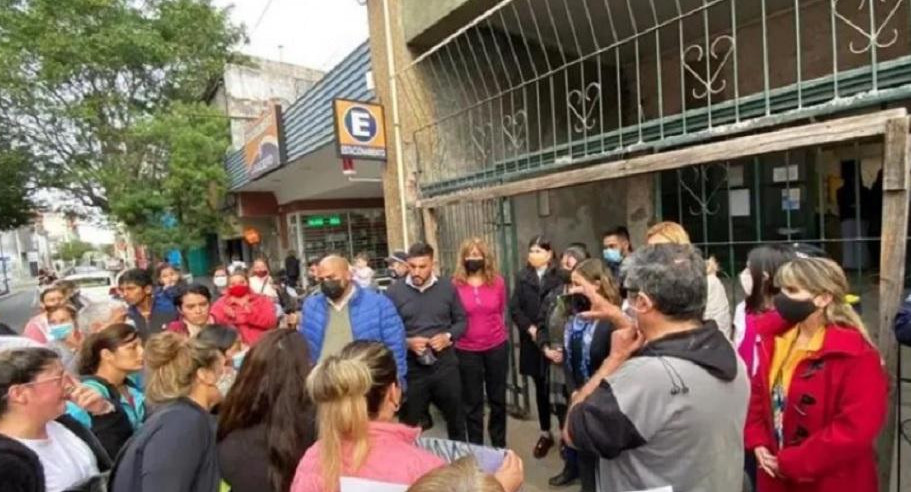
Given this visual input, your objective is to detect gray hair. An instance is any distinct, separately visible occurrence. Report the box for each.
[621,244,707,322]
[77,300,128,335]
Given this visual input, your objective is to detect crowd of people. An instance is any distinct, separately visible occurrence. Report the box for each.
[0,219,894,492]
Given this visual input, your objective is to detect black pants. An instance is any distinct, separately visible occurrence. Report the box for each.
[456,342,508,448]
[401,349,467,441]
[532,374,551,432]
[578,449,598,492]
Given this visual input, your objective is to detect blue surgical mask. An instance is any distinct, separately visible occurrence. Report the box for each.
[232,351,246,371]
[603,248,623,264]
[48,323,74,341]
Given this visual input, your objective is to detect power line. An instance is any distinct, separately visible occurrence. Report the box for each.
[252,0,275,31]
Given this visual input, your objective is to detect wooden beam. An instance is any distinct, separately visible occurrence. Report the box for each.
[877,119,910,492]
[415,108,907,208]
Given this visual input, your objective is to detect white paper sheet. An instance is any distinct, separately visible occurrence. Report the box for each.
[729,189,751,217]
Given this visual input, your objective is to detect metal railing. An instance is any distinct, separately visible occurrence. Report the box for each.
[394,0,911,198]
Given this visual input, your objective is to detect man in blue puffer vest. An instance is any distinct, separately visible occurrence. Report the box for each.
[298,255,407,383]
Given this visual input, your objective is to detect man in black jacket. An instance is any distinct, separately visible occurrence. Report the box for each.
[385,243,468,441]
[284,250,301,288]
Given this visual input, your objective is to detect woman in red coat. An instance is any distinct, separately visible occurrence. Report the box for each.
[210,270,278,346]
[744,257,887,492]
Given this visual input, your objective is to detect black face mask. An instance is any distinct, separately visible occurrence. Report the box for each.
[464,259,484,274]
[563,293,592,315]
[387,268,400,279]
[773,293,818,324]
[556,268,573,284]
[321,280,346,300]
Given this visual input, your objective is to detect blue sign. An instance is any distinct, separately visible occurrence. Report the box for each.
[343,106,378,143]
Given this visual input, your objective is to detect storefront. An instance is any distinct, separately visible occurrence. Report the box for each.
[222,42,388,269]
[286,208,388,267]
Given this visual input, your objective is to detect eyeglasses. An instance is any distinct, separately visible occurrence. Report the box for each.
[17,374,68,389]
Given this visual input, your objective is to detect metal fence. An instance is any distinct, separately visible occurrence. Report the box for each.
[395,0,911,199]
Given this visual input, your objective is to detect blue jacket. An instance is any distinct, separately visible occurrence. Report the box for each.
[895,296,911,346]
[299,286,407,383]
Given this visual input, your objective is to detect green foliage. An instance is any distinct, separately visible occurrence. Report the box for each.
[109,102,230,253]
[56,240,96,263]
[0,0,244,249]
[0,143,36,231]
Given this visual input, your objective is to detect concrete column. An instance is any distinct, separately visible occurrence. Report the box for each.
[367,0,422,250]
[625,174,655,248]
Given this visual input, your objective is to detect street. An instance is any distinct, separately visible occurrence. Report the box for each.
[0,282,36,333]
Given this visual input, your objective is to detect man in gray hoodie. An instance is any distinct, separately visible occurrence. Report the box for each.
[565,244,749,492]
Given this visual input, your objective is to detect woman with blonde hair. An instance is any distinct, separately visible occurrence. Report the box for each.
[744,257,886,492]
[646,221,732,337]
[452,237,509,448]
[110,332,226,492]
[407,452,525,492]
[291,341,444,491]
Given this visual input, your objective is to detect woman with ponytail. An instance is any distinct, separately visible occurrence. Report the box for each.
[744,257,887,492]
[110,332,226,492]
[291,341,444,492]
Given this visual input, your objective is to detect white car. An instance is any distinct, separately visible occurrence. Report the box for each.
[64,271,117,304]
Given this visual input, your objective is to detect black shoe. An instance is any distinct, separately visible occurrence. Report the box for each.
[548,467,579,487]
[533,434,555,459]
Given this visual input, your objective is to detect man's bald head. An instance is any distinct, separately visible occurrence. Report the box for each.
[317,255,353,300]
[318,255,350,278]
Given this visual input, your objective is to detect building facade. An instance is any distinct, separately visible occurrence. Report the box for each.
[367,0,911,479]
[223,43,390,271]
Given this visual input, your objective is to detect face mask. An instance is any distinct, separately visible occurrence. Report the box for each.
[387,268,399,279]
[213,276,227,288]
[773,293,819,325]
[565,293,591,315]
[528,252,549,269]
[739,269,753,296]
[603,248,623,264]
[227,285,250,298]
[48,322,74,341]
[464,259,484,274]
[253,270,268,278]
[232,351,246,371]
[623,294,642,328]
[557,268,573,284]
[215,370,235,398]
[321,280,346,300]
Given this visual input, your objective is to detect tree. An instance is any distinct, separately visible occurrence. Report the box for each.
[0,0,244,234]
[56,240,95,263]
[109,102,230,254]
[0,143,36,231]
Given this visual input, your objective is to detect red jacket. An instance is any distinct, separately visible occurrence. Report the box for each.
[210,293,277,345]
[744,311,888,492]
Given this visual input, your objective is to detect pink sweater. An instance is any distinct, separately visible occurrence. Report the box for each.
[291,421,444,492]
[453,275,508,352]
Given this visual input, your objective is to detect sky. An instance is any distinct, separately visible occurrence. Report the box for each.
[213,0,370,71]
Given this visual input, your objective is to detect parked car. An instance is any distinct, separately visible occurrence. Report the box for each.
[63,271,117,304]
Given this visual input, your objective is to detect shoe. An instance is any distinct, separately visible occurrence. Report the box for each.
[548,467,579,487]
[533,434,555,459]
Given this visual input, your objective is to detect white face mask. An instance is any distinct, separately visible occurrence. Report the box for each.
[739,269,753,297]
[213,276,228,288]
[215,369,235,399]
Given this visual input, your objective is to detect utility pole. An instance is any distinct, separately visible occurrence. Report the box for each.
[0,233,9,294]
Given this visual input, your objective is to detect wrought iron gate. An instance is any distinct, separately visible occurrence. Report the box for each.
[431,198,529,417]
